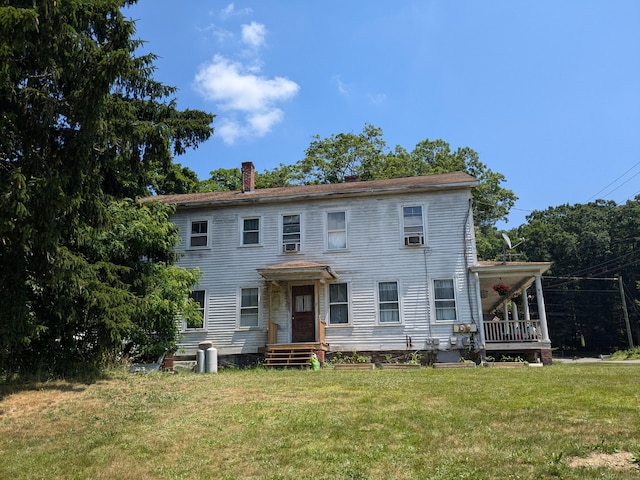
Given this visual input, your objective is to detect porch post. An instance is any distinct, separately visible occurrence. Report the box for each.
[512,300,519,321]
[522,288,531,321]
[315,279,322,344]
[473,272,486,348]
[267,281,277,345]
[535,274,550,342]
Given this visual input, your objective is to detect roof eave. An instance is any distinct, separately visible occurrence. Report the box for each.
[155,179,480,210]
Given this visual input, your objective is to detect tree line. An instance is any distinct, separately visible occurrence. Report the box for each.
[513,200,640,353]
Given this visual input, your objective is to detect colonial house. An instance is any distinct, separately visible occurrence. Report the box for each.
[144,162,552,366]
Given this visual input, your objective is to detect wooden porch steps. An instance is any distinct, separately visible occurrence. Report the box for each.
[264,344,316,368]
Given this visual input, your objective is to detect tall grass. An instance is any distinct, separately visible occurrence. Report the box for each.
[610,347,640,360]
[1,364,639,479]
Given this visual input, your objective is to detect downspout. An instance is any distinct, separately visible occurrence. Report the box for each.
[423,248,432,341]
[463,198,477,325]
[462,197,481,354]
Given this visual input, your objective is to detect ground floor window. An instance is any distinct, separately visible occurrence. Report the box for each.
[240,287,259,327]
[434,279,457,321]
[187,290,205,329]
[378,281,400,323]
[329,283,349,324]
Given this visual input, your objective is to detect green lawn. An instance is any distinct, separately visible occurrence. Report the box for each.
[1,363,639,479]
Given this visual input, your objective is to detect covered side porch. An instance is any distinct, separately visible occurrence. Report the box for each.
[257,261,335,367]
[469,261,553,364]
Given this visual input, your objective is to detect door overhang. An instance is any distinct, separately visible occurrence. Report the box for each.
[257,260,338,283]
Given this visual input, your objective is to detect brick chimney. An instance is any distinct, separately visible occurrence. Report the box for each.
[241,161,255,192]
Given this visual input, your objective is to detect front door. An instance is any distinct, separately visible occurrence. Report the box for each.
[291,285,315,343]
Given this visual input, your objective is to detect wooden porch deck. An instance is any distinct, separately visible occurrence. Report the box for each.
[483,319,552,364]
[263,343,328,368]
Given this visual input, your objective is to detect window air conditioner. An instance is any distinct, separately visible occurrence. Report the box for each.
[404,235,424,246]
[283,242,300,253]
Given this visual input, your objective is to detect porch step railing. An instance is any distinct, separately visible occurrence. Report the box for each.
[264,345,315,368]
[484,319,542,343]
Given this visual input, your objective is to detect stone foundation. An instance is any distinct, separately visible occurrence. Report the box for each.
[540,348,553,366]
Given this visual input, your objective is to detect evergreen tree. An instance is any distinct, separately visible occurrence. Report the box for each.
[0,0,213,376]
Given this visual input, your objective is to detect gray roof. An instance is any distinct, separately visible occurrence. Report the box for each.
[140,172,478,209]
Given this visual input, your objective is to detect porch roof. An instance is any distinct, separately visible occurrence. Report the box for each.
[469,261,552,312]
[257,261,338,282]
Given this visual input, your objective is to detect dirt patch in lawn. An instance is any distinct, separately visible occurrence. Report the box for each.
[567,451,638,471]
[0,382,87,419]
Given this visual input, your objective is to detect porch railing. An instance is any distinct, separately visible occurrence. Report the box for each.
[484,319,542,343]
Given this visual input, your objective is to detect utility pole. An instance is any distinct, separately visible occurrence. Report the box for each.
[618,276,634,349]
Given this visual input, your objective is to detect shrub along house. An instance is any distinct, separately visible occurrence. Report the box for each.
[144,162,552,366]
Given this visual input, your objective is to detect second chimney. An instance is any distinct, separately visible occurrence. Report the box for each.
[241,161,255,192]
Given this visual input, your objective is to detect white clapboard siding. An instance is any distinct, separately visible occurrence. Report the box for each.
[172,187,479,355]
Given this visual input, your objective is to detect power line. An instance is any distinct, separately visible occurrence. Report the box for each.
[585,160,640,202]
[544,253,640,289]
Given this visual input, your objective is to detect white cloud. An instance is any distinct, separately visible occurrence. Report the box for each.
[333,75,351,95]
[367,93,387,106]
[220,3,235,19]
[198,24,234,44]
[216,119,243,144]
[248,109,284,136]
[242,22,266,49]
[194,55,300,144]
[218,3,252,20]
[334,75,386,106]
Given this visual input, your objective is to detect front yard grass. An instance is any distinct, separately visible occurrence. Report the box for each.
[1,363,639,479]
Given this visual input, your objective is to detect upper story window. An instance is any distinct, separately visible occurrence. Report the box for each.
[186,290,205,329]
[327,211,347,250]
[190,220,209,248]
[282,214,301,253]
[378,281,400,324]
[402,206,424,246]
[434,279,457,321]
[329,283,349,325]
[242,217,260,246]
[240,287,259,327]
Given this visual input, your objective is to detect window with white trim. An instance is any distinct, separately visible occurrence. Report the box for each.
[378,281,400,323]
[282,214,301,252]
[190,220,209,248]
[242,217,260,246]
[434,279,457,321]
[402,206,424,246]
[187,290,205,329]
[329,283,349,324]
[327,211,347,250]
[240,287,259,327]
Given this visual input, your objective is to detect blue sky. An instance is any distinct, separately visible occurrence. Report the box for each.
[126,1,640,227]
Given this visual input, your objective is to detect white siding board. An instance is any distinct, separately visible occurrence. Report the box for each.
[170,187,478,355]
